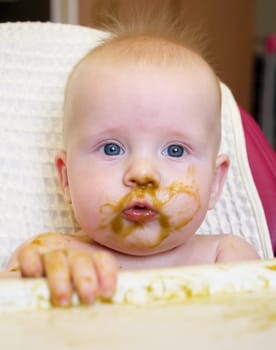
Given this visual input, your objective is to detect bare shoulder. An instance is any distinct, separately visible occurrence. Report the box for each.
[216,234,260,263]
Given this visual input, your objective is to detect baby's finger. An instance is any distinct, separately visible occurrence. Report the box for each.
[93,251,118,300]
[43,250,72,307]
[68,251,99,304]
[18,244,44,277]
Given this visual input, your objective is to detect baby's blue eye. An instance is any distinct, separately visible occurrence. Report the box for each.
[102,143,122,156]
[165,145,185,157]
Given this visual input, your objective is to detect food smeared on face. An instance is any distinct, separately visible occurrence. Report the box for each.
[99,167,201,247]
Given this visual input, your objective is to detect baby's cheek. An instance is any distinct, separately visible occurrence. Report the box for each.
[72,193,101,228]
[163,192,201,228]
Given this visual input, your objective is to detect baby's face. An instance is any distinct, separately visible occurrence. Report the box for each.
[59,58,228,255]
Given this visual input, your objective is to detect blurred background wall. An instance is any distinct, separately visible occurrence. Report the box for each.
[0,0,275,147]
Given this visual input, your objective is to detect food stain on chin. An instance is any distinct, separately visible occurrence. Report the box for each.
[99,166,201,247]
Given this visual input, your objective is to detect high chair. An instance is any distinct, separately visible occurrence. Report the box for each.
[0,22,275,350]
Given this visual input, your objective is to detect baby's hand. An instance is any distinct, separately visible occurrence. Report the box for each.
[16,241,118,307]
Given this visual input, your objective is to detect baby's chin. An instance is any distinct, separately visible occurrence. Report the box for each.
[93,227,187,256]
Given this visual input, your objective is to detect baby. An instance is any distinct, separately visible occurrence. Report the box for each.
[6,16,259,306]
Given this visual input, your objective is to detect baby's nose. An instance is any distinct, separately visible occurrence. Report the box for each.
[123,159,160,188]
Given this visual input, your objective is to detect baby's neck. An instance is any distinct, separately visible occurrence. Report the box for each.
[74,232,219,270]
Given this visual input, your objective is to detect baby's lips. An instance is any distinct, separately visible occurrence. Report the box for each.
[122,201,158,223]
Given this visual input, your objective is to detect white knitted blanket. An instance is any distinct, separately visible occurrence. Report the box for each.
[0,22,273,269]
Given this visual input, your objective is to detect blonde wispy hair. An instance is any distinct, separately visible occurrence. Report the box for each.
[85,2,211,67]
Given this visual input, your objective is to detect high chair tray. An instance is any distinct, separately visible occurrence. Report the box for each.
[0,259,276,349]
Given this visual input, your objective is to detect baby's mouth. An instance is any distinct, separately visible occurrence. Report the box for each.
[122,201,158,223]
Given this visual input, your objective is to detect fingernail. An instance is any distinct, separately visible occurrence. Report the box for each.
[52,295,71,307]
[101,288,114,300]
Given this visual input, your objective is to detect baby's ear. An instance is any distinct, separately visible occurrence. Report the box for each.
[55,150,71,203]
[208,154,229,210]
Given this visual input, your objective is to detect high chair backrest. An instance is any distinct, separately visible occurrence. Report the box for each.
[240,107,276,254]
[0,22,273,269]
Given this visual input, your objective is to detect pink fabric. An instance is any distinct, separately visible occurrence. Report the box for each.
[239,107,276,255]
[265,34,276,54]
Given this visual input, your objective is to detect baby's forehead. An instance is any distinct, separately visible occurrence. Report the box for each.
[65,42,221,126]
[64,37,221,126]
[68,37,219,97]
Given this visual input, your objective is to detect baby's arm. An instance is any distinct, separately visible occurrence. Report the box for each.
[216,234,260,263]
[5,233,118,307]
